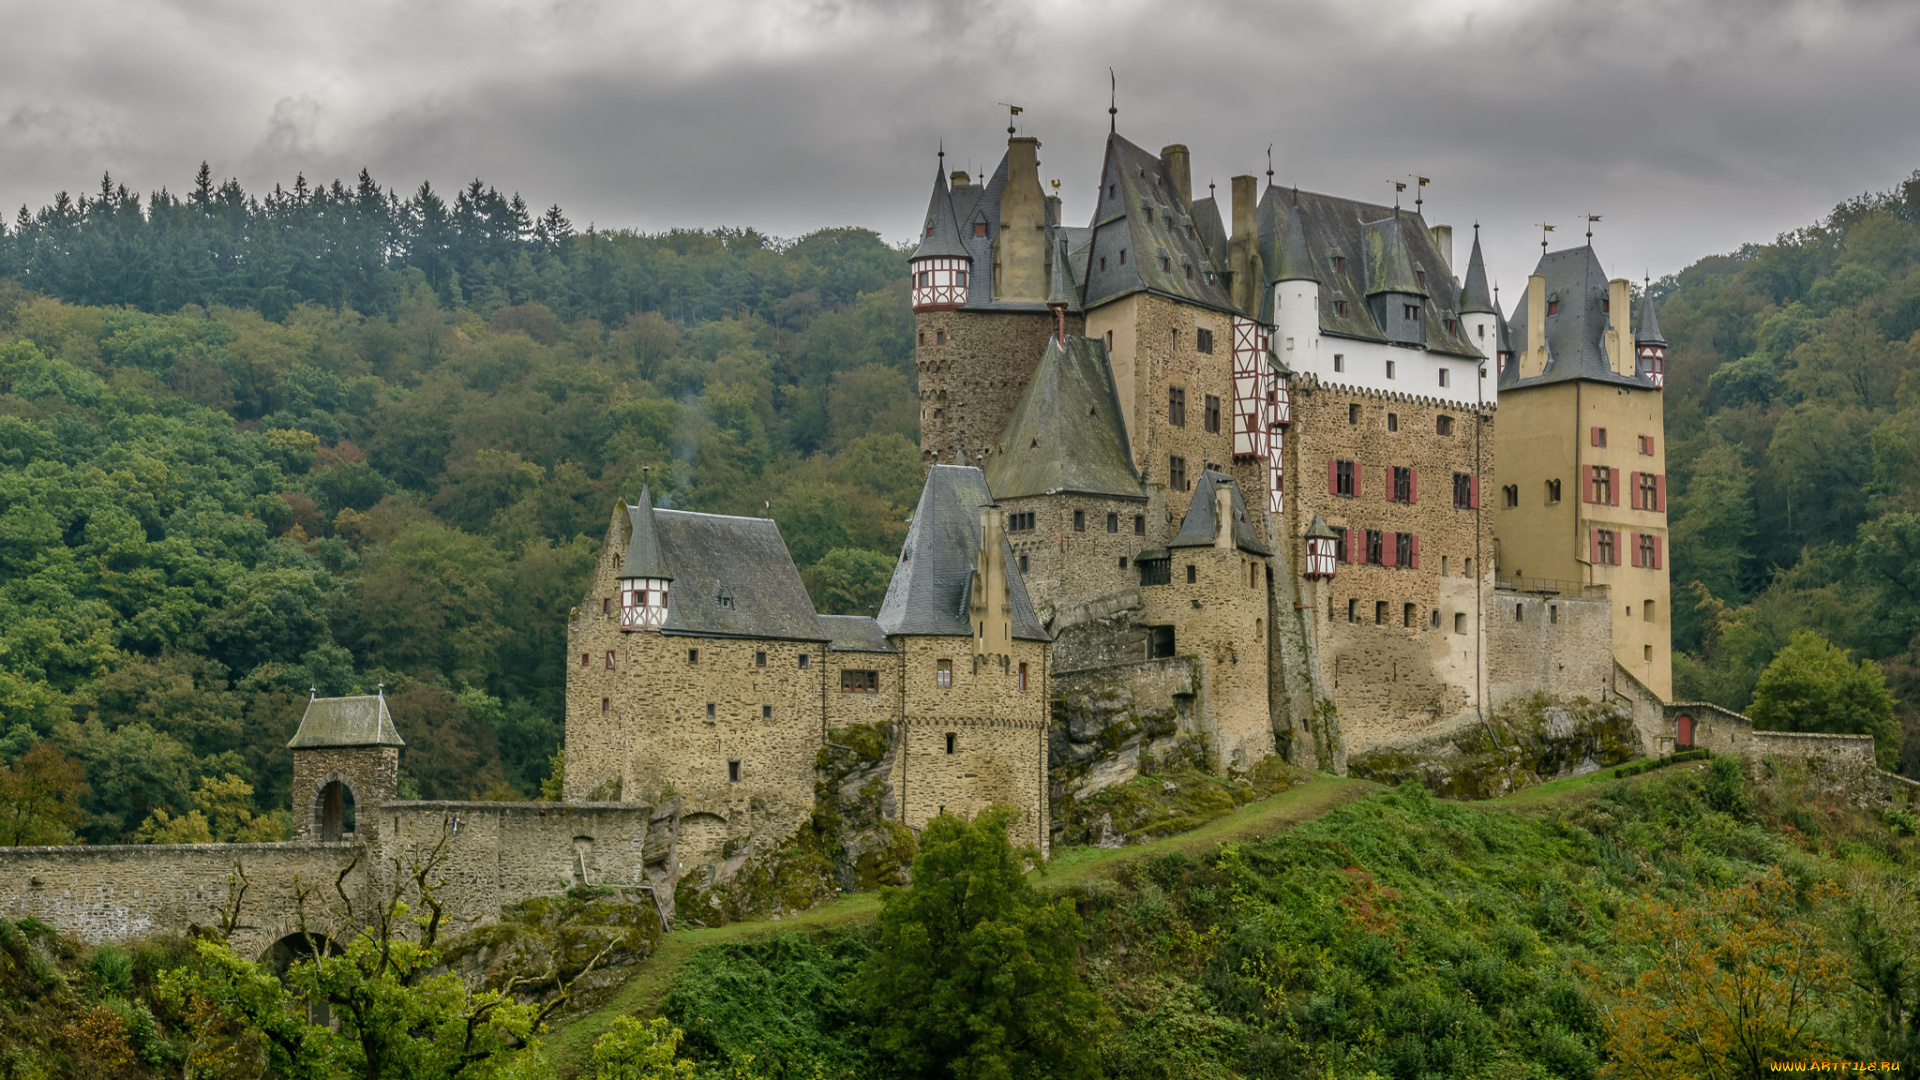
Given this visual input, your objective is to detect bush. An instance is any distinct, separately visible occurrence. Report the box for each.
[1705,755,1753,816]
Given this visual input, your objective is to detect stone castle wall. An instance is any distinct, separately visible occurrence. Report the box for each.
[1139,543,1273,772]
[290,745,398,843]
[998,494,1151,618]
[1487,586,1615,708]
[917,309,1062,467]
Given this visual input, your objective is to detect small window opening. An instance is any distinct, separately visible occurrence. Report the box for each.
[755,650,767,667]
[728,760,740,782]
[945,733,956,755]
[1185,564,1197,584]
[706,702,716,718]
[688,648,699,663]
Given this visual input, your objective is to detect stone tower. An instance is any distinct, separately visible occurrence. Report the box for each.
[288,690,404,843]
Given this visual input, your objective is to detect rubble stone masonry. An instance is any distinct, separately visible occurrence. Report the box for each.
[917,309,1064,467]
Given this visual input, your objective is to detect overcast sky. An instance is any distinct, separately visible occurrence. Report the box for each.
[4,0,1918,292]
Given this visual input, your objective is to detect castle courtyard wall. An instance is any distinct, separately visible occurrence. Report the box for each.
[1487,586,1615,707]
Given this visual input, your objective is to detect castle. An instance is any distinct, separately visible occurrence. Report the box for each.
[1,115,1714,960]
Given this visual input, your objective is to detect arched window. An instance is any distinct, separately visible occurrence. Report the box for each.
[316,779,356,842]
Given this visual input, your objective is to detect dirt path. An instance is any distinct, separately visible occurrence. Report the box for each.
[542,774,1374,1068]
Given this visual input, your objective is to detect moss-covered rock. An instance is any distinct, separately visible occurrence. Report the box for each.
[1348,694,1636,798]
[440,886,663,1011]
[1050,757,1305,847]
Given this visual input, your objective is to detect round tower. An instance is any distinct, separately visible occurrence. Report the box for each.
[1457,225,1500,367]
[909,154,971,313]
[1635,276,1667,387]
[1271,198,1320,365]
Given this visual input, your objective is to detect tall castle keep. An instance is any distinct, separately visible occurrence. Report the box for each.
[909,120,1674,778]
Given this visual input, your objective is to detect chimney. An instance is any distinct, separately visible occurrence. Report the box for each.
[1429,225,1453,275]
[993,137,1049,302]
[1214,479,1236,551]
[1524,273,1548,378]
[1160,145,1192,206]
[1228,175,1263,315]
[1607,278,1633,374]
[950,170,971,187]
[974,506,1011,659]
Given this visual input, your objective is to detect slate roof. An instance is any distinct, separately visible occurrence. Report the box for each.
[910,161,969,261]
[1167,470,1272,555]
[1190,192,1230,271]
[1046,236,1081,311]
[1500,245,1658,392]
[288,693,404,749]
[1362,215,1428,297]
[1271,198,1316,284]
[1081,133,1238,314]
[1256,186,1482,359]
[1458,230,1496,315]
[624,503,826,641]
[1636,283,1666,345]
[817,614,897,653]
[619,485,671,580]
[984,334,1142,501]
[877,465,1050,641]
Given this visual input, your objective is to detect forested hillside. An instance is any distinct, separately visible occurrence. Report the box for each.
[0,168,920,841]
[1656,170,1920,769]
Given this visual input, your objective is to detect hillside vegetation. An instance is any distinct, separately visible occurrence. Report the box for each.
[0,168,917,838]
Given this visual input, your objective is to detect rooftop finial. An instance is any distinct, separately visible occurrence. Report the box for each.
[376,682,385,697]
[1108,68,1117,132]
[938,138,945,164]
[999,102,1023,137]
[1537,222,1555,254]
[309,686,317,701]
[1393,180,1406,210]
[1414,176,1429,213]
[1585,213,1601,242]
[1266,144,1274,183]
[1209,179,1216,200]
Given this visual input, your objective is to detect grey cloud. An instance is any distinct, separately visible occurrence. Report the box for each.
[1,0,1918,290]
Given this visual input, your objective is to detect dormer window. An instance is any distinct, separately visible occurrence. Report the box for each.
[1416,269,1426,288]
[1547,301,1559,315]
[1161,256,1171,272]
[1108,184,1117,198]
[1335,300,1348,316]
[973,221,987,237]
[1404,305,1420,321]
[1333,255,1346,273]
[716,587,735,610]
[1120,250,1127,265]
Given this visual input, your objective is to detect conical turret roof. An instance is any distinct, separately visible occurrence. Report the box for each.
[1272,198,1318,284]
[1458,229,1495,315]
[1046,235,1081,311]
[1636,282,1666,346]
[910,160,969,261]
[620,485,672,580]
[1304,513,1340,541]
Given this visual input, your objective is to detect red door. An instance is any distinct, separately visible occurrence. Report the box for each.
[1676,715,1693,750]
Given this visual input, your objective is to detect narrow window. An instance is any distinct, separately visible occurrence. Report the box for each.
[1644,599,1657,623]
[1120,249,1127,264]
[1336,300,1348,316]
[1197,328,1214,353]
[1551,605,1559,623]
[1335,459,1355,497]
[1387,412,1399,433]
[1503,484,1518,508]
[728,760,740,782]
[918,331,926,346]
[1591,427,1608,448]
[1638,472,1658,510]
[1547,300,1560,316]
[1437,415,1454,436]
[1019,554,1029,572]
[1018,662,1029,691]
[1385,360,1396,379]
[706,702,716,718]
[1395,532,1413,568]
[1453,472,1473,509]
[1366,530,1383,564]
[581,652,589,667]
[762,705,772,719]
[1645,644,1653,661]
[1430,609,1440,628]
[937,659,953,687]
[1333,353,1345,372]
[1204,394,1221,433]
[1100,257,1107,272]
[945,733,956,755]
[1393,467,1411,503]
[755,650,767,667]
[1546,479,1561,504]
[1639,435,1656,455]
[1169,387,1186,427]
[1106,512,1119,533]
[798,654,810,669]
[1347,598,1358,622]
[688,648,699,663]
[1375,600,1389,623]
[601,597,611,614]
[1334,256,1346,272]
[1160,256,1171,272]
[1597,529,1617,565]
[1348,404,1360,425]
[935,329,946,345]
[1455,612,1466,633]
[600,697,609,714]
[1403,603,1416,628]
[1186,564,1197,584]
[1438,368,1450,388]
[1134,514,1146,535]
[605,650,616,670]
[1118,556,1127,569]
[1591,466,1613,505]
[1515,604,1523,623]
[1074,509,1086,532]
[1169,455,1188,491]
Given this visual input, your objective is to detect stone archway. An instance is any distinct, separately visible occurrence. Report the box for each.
[308,774,358,841]
[261,931,344,1025]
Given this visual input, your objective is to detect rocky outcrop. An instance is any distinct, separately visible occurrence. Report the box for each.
[1346,694,1636,799]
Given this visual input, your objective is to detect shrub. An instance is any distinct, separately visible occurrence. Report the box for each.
[1705,755,1753,816]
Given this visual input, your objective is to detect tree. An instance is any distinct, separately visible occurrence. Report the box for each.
[804,547,895,617]
[1590,869,1847,1078]
[137,772,285,844]
[1748,629,1899,768]
[855,806,1110,1080]
[589,1017,694,1080]
[0,741,89,845]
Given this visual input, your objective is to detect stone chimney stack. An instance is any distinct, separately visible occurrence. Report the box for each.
[1429,225,1453,275]
[1160,145,1192,206]
[993,137,1049,302]
[1214,479,1236,550]
[1524,273,1548,378]
[1607,278,1633,375]
[1229,175,1263,315]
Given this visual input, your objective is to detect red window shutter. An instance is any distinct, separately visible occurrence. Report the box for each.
[1589,527,1598,564]
[1631,533,1642,567]
[1584,469,1595,503]
[1410,535,1420,568]
[1409,469,1419,504]
[1629,471,1641,510]
[1328,459,1338,495]
[1382,532,1396,566]
[1354,466,1362,498]
[1654,535,1664,569]
[1655,475,1666,512]
[1609,467,1620,506]
[1347,528,1359,562]
[1590,426,1600,446]
[1469,475,1480,508]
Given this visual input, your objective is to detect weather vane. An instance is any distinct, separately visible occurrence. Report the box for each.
[1412,176,1430,213]
[1585,213,1602,242]
[1537,222,1556,253]
[998,102,1023,137]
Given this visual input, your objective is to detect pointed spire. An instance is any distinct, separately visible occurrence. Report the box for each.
[1636,276,1666,346]
[910,154,968,261]
[620,485,672,580]
[1458,224,1495,315]
[1108,68,1117,133]
[1273,199,1317,284]
[1304,513,1340,541]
